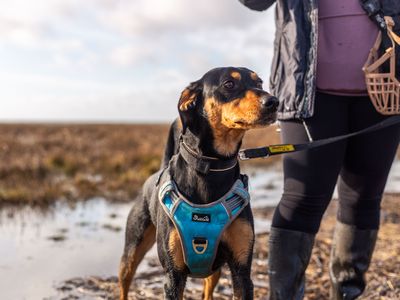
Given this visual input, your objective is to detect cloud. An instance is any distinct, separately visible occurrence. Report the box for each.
[0,0,81,40]
[97,0,262,36]
[109,44,159,67]
[0,0,277,122]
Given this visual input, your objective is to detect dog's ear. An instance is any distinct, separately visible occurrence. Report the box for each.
[178,80,202,111]
[178,80,202,133]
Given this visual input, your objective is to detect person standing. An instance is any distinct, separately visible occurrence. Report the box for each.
[239,0,400,299]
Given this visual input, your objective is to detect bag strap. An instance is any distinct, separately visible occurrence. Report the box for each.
[385,16,400,45]
[359,0,388,30]
[359,1,400,49]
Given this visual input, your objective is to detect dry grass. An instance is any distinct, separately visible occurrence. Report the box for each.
[0,124,168,205]
[1,122,396,206]
[0,123,280,205]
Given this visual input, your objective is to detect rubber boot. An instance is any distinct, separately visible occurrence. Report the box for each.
[268,227,315,300]
[329,221,378,300]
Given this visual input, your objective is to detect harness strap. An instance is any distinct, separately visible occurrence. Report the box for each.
[239,115,400,160]
[386,16,400,45]
[158,177,250,277]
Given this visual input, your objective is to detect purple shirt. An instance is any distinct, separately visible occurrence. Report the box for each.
[316,0,379,95]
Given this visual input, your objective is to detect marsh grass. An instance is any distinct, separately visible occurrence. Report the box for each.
[0,123,280,205]
[0,124,168,205]
[2,122,398,206]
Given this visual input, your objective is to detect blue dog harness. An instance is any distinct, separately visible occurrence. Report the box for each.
[158,175,250,277]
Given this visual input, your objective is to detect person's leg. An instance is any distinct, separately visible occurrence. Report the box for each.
[330,96,400,300]
[273,92,350,233]
[269,92,350,300]
[338,96,400,229]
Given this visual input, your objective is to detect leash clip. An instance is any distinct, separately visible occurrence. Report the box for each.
[238,149,270,161]
[238,150,250,161]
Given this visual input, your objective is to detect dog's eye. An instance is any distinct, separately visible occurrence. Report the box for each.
[223,80,235,90]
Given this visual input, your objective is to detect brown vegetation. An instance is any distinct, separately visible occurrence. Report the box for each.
[0,124,168,205]
[0,123,280,205]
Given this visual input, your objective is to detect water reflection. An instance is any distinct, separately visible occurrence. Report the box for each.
[0,198,131,300]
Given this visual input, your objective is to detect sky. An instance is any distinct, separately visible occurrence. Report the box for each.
[0,0,275,123]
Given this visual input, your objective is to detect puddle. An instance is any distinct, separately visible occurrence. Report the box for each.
[245,166,283,209]
[244,159,400,206]
[0,198,131,300]
[386,159,400,193]
[0,160,399,300]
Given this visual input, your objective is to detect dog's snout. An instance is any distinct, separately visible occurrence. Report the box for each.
[261,96,279,110]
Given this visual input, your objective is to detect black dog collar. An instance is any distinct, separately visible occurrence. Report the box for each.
[179,141,238,175]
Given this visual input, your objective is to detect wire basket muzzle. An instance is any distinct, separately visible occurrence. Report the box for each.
[363,16,400,115]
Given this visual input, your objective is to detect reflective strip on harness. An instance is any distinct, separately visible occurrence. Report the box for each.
[158,178,249,277]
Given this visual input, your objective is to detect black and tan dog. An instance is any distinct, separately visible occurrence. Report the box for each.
[119,67,278,300]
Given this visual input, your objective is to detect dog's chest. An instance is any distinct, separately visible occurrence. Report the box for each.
[157,177,250,277]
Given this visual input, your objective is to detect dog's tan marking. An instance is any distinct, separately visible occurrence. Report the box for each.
[204,91,266,156]
[177,117,183,129]
[221,91,264,129]
[221,219,254,265]
[231,71,241,80]
[168,228,186,270]
[250,72,259,81]
[204,98,245,156]
[119,224,156,300]
[203,269,221,300]
[179,88,197,111]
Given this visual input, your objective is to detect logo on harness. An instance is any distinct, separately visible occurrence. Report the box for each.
[192,213,211,223]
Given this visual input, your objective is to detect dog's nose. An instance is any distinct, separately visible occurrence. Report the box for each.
[261,96,279,110]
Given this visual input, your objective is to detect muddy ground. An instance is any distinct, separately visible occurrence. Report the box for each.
[55,193,400,300]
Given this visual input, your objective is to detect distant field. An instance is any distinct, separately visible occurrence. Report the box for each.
[0,123,281,205]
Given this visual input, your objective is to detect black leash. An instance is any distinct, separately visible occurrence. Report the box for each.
[238,115,400,160]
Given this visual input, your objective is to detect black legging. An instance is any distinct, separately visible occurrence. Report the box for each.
[272,92,400,234]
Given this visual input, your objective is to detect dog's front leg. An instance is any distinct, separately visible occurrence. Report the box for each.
[229,263,254,300]
[223,218,255,299]
[159,226,188,299]
[163,269,187,300]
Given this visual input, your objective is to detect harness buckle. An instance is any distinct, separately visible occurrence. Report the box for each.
[192,237,208,254]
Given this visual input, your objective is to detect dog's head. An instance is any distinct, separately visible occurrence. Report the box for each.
[178,67,278,157]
